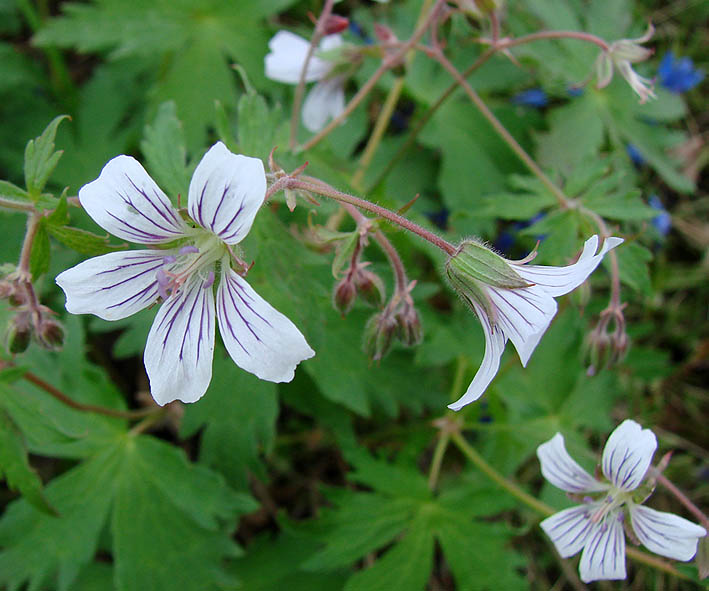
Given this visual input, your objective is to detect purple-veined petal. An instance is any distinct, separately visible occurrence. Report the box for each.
[144,275,216,405]
[540,504,598,558]
[187,142,266,245]
[264,31,340,83]
[579,513,626,582]
[56,250,166,321]
[485,284,557,366]
[601,419,657,491]
[537,433,609,494]
[629,505,707,561]
[216,266,314,382]
[448,303,507,410]
[79,156,187,244]
[302,76,346,132]
[514,236,623,298]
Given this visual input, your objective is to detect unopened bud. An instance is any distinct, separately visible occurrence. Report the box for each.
[322,14,349,35]
[0,280,14,300]
[374,23,398,45]
[353,267,385,308]
[395,300,422,347]
[37,319,64,350]
[7,312,32,354]
[586,305,629,375]
[363,309,398,361]
[333,278,357,316]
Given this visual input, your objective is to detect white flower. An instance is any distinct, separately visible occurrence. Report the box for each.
[446,235,623,410]
[596,25,656,103]
[538,420,707,583]
[56,142,315,406]
[265,31,345,132]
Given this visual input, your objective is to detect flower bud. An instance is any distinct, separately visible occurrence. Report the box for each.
[0,280,15,300]
[7,312,32,354]
[333,277,357,316]
[322,14,349,36]
[395,300,422,347]
[353,267,385,308]
[363,309,398,361]
[37,318,65,350]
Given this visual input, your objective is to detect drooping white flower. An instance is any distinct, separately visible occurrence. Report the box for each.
[265,31,345,132]
[596,25,656,103]
[537,420,706,582]
[445,235,623,410]
[56,142,315,405]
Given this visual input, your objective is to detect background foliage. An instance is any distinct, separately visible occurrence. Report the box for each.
[0,0,706,589]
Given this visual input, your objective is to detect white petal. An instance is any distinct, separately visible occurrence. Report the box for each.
[216,266,315,383]
[56,250,165,321]
[187,142,266,245]
[485,284,557,366]
[629,505,707,561]
[302,76,346,132]
[579,513,626,582]
[515,236,624,298]
[264,31,337,84]
[448,304,506,410]
[601,419,657,491]
[144,276,216,405]
[540,504,597,558]
[78,155,187,244]
[537,433,609,494]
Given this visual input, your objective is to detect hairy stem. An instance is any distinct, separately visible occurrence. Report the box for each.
[289,178,457,255]
[296,0,444,153]
[427,48,570,208]
[428,431,450,491]
[0,197,35,213]
[289,0,335,149]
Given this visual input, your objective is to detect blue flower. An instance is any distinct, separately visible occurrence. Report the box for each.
[649,195,671,236]
[658,52,704,93]
[626,143,645,167]
[511,88,547,108]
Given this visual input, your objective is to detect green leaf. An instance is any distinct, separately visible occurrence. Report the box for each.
[47,192,69,225]
[614,240,652,295]
[46,224,125,255]
[0,434,257,591]
[111,436,257,591]
[140,100,191,201]
[24,114,69,197]
[0,445,120,591]
[582,189,657,221]
[0,179,31,209]
[237,91,288,161]
[180,356,278,491]
[0,409,55,515]
[331,231,359,278]
[29,221,51,279]
[343,514,434,591]
[476,191,556,220]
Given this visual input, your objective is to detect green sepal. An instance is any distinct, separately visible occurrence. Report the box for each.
[29,222,51,280]
[447,241,529,290]
[331,231,359,278]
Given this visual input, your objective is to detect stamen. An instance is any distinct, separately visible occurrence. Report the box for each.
[179,245,200,255]
[203,270,215,289]
[156,268,170,300]
[162,255,177,264]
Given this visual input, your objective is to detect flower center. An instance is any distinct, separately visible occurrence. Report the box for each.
[155,235,224,299]
[590,488,631,523]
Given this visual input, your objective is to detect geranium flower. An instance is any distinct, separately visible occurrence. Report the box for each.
[56,142,315,405]
[446,235,622,410]
[265,31,345,132]
[537,420,706,582]
[596,25,656,103]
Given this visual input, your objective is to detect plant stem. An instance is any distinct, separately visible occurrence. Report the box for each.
[654,471,709,530]
[351,76,405,190]
[289,178,457,255]
[289,0,335,149]
[0,197,35,213]
[296,0,444,153]
[18,213,41,278]
[450,431,554,515]
[16,365,158,420]
[428,431,450,491]
[427,48,570,208]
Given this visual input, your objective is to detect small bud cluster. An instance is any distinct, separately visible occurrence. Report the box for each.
[333,262,386,316]
[1,271,64,354]
[586,303,629,376]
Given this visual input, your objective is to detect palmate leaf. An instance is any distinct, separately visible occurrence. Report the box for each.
[35,0,299,149]
[301,451,526,591]
[0,435,256,591]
